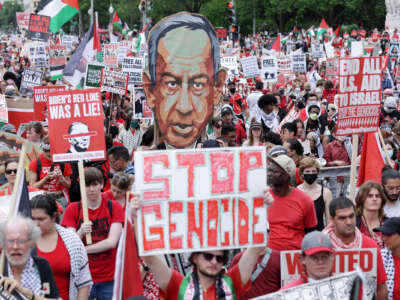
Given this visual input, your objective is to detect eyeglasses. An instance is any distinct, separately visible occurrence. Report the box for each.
[5,239,29,246]
[214,123,222,129]
[5,169,17,175]
[202,253,225,264]
[384,185,400,192]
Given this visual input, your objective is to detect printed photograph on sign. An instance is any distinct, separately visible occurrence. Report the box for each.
[142,12,227,149]
[135,147,267,256]
[100,69,128,96]
[20,68,43,97]
[133,88,152,119]
[46,89,106,162]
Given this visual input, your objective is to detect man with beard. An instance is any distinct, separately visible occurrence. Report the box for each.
[266,154,317,251]
[382,168,400,217]
[323,197,388,300]
[67,122,93,153]
[0,216,60,299]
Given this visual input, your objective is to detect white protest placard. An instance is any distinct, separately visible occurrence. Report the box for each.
[27,42,47,69]
[291,53,306,73]
[122,57,145,85]
[101,69,128,96]
[240,56,260,78]
[324,42,335,58]
[311,43,324,59]
[221,56,239,78]
[326,58,338,78]
[277,56,293,77]
[260,56,277,83]
[351,41,364,57]
[104,44,118,67]
[117,41,129,65]
[251,272,368,300]
[0,95,8,123]
[135,147,267,256]
[336,57,381,135]
[280,248,377,298]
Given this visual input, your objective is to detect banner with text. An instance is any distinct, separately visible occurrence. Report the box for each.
[311,43,324,59]
[49,45,67,79]
[20,68,43,97]
[104,44,118,67]
[240,56,260,78]
[47,89,106,162]
[27,42,47,69]
[291,53,307,73]
[221,56,239,78]
[135,147,267,256]
[27,14,50,42]
[85,64,104,88]
[101,69,128,96]
[336,57,382,135]
[33,85,66,121]
[16,12,30,31]
[277,56,293,77]
[122,57,144,85]
[261,56,277,83]
[0,95,8,123]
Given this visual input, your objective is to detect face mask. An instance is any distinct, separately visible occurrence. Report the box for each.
[229,88,236,94]
[130,120,139,129]
[303,173,318,185]
[309,112,318,120]
[297,101,305,109]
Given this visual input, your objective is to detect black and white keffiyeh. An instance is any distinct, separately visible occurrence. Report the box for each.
[381,247,395,299]
[9,256,42,295]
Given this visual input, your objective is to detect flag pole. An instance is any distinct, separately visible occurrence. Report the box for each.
[0,142,27,275]
[349,134,358,201]
[78,160,92,244]
[378,129,394,169]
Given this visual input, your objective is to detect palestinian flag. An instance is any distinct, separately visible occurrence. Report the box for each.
[317,18,329,39]
[136,23,149,54]
[112,12,129,34]
[36,0,79,34]
[62,14,102,88]
[307,26,315,38]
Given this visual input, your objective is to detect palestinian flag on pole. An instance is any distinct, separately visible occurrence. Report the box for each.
[307,26,315,38]
[317,18,329,39]
[36,0,79,33]
[112,11,129,34]
[136,23,149,54]
[62,14,102,88]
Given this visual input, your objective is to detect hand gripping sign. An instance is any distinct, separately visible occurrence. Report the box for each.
[135,147,267,256]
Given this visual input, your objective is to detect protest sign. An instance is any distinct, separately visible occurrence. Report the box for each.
[27,14,50,42]
[0,95,8,123]
[135,147,267,256]
[251,272,365,300]
[311,43,324,59]
[240,56,260,78]
[104,44,118,67]
[117,41,129,65]
[49,45,67,79]
[16,12,30,31]
[277,56,293,77]
[122,57,144,85]
[291,53,306,73]
[326,58,338,78]
[85,64,104,88]
[133,88,152,119]
[47,89,106,162]
[280,249,377,298]
[33,86,66,121]
[220,56,239,78]
[216,28,227,39]
[351,41,364,57]
[61,35,79,51]
[260,56,277,83]
[101,69,128,96]
[336,57,382,135]
[27,42,47,68]
[324,42,335,58]
[20,68,43,97]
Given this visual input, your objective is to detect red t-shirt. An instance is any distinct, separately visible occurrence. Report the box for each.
[394,256,400,299]
[235,123,247,146]
[28,154,72,192]
[267,187,317,251]
[163,265,250,300]
[37,235,71,300]
[61,198,124,282]
[322,89,336,104]
[230,94,248,115]
[361,236,388,286]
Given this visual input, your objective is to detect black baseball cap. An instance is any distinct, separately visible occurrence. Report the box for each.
[373,217,400,235]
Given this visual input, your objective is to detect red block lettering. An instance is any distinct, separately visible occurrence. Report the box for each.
[176,152,205,198]
[347,251,358,271]
[142,204,165,251]
[220,199,231,247]
[210,152,234,194]
[252,197,265,244]
[169,202,183,250]
[207,200,219,247]
[143,154,170,200]
[239,151,263,192]
[285,253,301,275]
[238,198,249,245]
[187,201,204,249]
[359,250,373,272]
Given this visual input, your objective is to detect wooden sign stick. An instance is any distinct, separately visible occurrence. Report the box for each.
[78,160,92,244]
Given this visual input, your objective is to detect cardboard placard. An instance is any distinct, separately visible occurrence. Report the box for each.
[220,56,239,78]
[0,95,8,123]
[261,56,277,83]
[351,41,364,57]
[117,42,128,65]
[20,68,43,97]
[336,57,382,135]
[27,42,47,68]
[33,86,66,121]
[280,249,377,298]
[85,64,104,88]
[252,272,364,300]
[47,89,106,162]
[49,45,67,77]
[27,14,50,42]
[122,57,144,85]
[291,53,306,73]
[311,43,324,59]
[135,147,267,256]
[104,44,118,67]
[240,56,260,78]
[133,88,152,119]
[277,56,293,76]
[326,58,338,78]
[16,12,30,31]
[100,69,128,96]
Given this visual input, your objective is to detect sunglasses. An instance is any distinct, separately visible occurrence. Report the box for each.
[112,173,129,182]
[214,123,222,129]
[5,169,17,175]
[202,253,225,264]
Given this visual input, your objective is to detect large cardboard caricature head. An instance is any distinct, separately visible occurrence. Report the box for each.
[143,12,227,149]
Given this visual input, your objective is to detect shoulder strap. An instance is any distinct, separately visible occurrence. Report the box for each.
[250,248,272,282]
[36,158,41,180]
[31,256,47,286]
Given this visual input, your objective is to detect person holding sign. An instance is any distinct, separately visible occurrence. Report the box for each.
[281,231,335,290]
[142,12,227,149]
[323,197,388,299]
[61,167,124,300]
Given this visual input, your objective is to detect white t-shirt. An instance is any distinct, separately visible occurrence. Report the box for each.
[246,91,263,123]
[384,200,400,217]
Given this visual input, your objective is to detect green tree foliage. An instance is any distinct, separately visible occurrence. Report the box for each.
[0,0,23,30]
